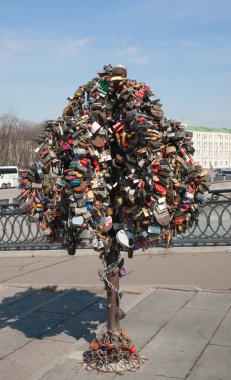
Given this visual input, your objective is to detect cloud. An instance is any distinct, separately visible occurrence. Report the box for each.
[114,45,153,65]
[0,28,94,65]
[50,37,94,55]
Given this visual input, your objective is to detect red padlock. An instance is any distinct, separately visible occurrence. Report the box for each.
[135,90,144,99]
[93,159,100,171]
[144,85,151,93]
[137,116,145,122]
[80,159,88,167]
[153,175,160,182]
[152,161,160,167]
[180,147,186,155]
[40,223,46,230]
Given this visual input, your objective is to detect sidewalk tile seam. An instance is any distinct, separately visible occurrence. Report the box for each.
[38,296,105,340]
[0,337,34,361]
[184,304,231,379]
[0,295,104,362]
[139,291,197,352]
[2,289,75,324]
[0,289,37,310]
[209,342,231,348]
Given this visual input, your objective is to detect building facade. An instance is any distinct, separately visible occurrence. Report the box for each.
[185,125,231,169]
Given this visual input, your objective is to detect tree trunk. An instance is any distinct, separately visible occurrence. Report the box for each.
[105,245,120,334]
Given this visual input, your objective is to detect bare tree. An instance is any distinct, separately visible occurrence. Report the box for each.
[0,113,42,168]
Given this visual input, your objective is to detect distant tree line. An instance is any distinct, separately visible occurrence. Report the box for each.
[0,113,42,169]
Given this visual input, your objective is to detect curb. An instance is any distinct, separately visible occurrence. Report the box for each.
[2,282,231,293]
[1,245,231,258]
[0,283,201,293]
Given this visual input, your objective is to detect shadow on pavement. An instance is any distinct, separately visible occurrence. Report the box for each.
[0,286,112,343]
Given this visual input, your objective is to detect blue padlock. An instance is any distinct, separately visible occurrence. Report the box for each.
[70,179,81,187]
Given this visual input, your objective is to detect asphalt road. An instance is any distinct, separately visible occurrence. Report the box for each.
[0,187,19,201]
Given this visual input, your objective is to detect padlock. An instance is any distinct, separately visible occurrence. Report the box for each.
[119,267,127,277]
[18,64,210,255]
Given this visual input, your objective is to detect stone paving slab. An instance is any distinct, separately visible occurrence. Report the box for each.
[0,325,31,359]
[0,289,57,321]
[0,286,146,379]
[1,284,231,379]
[139,307,226,378]
[122,288,194,350]
[0,257,74,283]
[184,290,231,311]
[41,292,141,345]
[2,252,231,290]
[40,289,103,315]
[41,305,106,344]
[38,359,84,380]
[187,344,231,380]
[2,232,231,380]
[211,308,231,346]
[70,289,231,380]
[0,286,35,305]
[0,337,75,380]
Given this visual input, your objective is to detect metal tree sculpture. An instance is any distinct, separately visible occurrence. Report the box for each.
[18,64,209,372]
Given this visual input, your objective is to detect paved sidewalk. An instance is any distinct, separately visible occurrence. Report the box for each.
[0,250,231,379]
[1,249,231,291]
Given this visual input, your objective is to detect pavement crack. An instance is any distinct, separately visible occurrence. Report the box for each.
[18,260,43,272]
[0,257,75,284]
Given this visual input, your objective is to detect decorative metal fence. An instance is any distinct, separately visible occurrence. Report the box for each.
[212,174,231,182]
[0,190,231,250]
[172,192,231,246]
[0,202,62,251]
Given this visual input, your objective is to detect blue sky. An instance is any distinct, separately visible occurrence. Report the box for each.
[0,0,230,128]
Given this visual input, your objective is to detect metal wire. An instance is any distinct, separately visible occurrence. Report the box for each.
[83,331,147,373]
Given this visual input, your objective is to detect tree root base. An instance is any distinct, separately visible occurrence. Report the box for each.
[83,329,147,373]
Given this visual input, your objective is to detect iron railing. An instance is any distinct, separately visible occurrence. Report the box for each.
[0,190,231,250]
[172,195,231,247]
[0,202,62,251]
[212,174,231,182]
